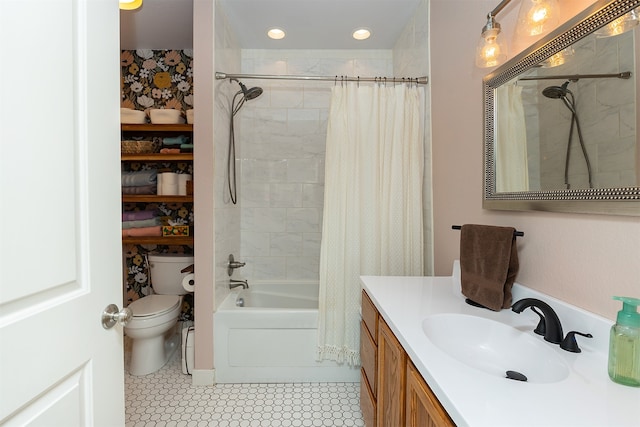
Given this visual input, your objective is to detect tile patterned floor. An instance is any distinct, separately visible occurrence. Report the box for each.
[125,346,364,427]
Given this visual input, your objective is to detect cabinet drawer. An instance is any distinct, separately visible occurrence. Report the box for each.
[360,369,377,427]
[360,321,377,397]
[361,290,378,344]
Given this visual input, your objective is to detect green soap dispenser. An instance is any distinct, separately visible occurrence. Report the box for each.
[608,296,640,387]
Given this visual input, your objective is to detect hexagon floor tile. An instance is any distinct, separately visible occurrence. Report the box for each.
[125,347,364,427]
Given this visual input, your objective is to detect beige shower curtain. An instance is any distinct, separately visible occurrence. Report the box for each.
[317,83,425,366]
[496,83,529,192]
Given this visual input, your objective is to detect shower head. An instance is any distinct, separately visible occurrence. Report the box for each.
[237,81,263,100]
[542,81,572,99]
[542,81,576,114]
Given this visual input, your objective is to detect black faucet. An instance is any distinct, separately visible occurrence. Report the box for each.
[511,298,564,344]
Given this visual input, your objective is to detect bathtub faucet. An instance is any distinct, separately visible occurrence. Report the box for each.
[229,279,249,289]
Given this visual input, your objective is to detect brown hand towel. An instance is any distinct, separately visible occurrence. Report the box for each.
[460,224,519,311]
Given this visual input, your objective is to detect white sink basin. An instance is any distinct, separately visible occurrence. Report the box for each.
[422,314,570,384]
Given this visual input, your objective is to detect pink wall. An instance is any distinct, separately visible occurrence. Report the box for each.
[431,0,640,320]
[193,0,215,376]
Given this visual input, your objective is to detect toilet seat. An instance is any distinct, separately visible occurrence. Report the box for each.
[129,294,181,318]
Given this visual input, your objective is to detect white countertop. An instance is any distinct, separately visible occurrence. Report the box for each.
[361,263,640,427]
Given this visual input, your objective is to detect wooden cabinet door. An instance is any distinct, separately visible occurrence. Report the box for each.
[406,361,456,427]
[377,319,407,427]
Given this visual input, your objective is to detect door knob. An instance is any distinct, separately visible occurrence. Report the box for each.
[101,304,133,329]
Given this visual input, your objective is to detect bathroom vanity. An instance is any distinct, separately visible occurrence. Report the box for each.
[360,263,640,426]
[360,290,454,427]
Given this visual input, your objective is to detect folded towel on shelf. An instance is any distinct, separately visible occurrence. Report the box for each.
[162,135,190,146]
[122,226,162,237]
[460,224,519,311]
[121,170,157,187]
[121,184,157,195]
[160,148,181,154]
[122,218,161,229]
[122,210,157,221]
[180,143,193,153]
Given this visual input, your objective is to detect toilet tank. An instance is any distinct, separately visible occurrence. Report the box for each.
[148,254,194,295]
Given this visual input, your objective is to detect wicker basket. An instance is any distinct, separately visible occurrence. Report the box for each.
[121,140,160,154]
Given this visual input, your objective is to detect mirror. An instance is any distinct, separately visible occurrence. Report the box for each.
[484,0,640,216]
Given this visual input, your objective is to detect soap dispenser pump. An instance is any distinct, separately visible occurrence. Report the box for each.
[608,296,640,387]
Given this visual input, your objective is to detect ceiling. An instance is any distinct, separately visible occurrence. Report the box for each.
[120,0,422,50]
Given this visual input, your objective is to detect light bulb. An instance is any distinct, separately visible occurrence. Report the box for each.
[541,47,574,68]
[119,0,142,10]
[476,28,507,68]
[595,9,639,37]
[517,0,559,37]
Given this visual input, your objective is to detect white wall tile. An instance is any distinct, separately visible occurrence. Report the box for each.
[241,207,287,232]
[286,208,321,232]
[270,232,303,256]
[270,183,303,207]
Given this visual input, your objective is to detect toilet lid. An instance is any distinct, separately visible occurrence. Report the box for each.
[129,294,181,317]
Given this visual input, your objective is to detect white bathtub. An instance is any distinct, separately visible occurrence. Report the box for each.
[214,280,360,383]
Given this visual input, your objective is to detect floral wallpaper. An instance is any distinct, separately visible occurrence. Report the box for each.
[121,49,195,321]
[121,49,193,113]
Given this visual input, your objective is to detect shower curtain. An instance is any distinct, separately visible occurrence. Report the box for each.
[317,83,425,366]
[496,83,529,192]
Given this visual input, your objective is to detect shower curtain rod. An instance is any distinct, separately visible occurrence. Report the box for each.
[215,72,428,85]
[519,71,631,82]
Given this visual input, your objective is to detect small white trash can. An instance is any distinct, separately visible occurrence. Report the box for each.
[181,323,194,375]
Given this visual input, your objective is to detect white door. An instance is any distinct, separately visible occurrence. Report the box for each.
[0,0,124,425]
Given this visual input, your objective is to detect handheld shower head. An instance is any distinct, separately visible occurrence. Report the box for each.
[237,81,263,100]
[542,81,572,99]
[542,81,576,114]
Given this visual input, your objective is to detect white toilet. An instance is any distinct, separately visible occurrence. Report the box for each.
[125,254,193,376]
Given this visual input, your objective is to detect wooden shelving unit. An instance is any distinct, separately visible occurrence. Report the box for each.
[121,153,193,162]
[122,195,193,203]
[121,123,194,246]
[121,123,193,132]
[122,236,193,245]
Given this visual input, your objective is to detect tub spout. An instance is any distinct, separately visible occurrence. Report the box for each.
[230,279,249,289]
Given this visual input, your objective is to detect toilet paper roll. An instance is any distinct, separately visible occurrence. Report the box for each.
[178,174,192,196]
[161,172,179,195]
[182,273,195,292]
[163,183,179,195]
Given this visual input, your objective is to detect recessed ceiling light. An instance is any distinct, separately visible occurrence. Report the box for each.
[267,28,286,40]
[352,28,371,41]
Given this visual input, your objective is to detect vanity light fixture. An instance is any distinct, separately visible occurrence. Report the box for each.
[119,0,142,10]
[352,28,371,41]
[594,8,639,37]
[516,0,560,37]
[476,0,562,68]
[476,13,508,68]
[267,28,286,40]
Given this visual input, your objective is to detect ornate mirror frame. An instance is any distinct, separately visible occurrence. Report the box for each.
[483,0,640,216]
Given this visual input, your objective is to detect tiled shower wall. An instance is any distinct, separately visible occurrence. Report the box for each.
[237,50,394,281]
[214,1,241,308]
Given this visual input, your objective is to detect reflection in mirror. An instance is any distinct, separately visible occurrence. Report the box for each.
[484,0,640,216]
[495,31,636,192]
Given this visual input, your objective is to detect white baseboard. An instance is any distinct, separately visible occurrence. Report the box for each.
[191,369,215,386]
